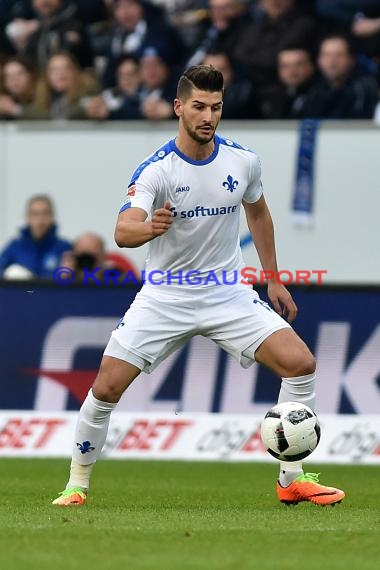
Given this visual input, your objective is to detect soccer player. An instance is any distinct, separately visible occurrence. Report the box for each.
[53,65,345,507]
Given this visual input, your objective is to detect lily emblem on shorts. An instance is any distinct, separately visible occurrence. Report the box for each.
[223,175,238,192]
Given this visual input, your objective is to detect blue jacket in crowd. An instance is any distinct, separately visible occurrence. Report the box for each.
[0,225,71,278]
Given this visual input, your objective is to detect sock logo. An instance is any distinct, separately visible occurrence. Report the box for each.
[77,440,95,454]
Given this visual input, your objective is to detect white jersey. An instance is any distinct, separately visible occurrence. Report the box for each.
[119,134,263,288]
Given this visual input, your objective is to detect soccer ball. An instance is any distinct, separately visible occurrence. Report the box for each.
[260,402,321,462]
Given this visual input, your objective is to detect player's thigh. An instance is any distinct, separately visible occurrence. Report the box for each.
[254,328,316,378]
[111,287,195,366]
[92,355,141,403]
[204,286,290,364]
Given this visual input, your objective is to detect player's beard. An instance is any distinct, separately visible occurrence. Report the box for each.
[182,114,217,145]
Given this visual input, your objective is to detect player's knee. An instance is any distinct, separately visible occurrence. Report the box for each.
[283,353,316,378]
[92,355,140,403]
[92,374,124,403]
[281,350,316,378]
[295,356,316,377]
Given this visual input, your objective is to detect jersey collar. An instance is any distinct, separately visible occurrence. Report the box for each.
[170,135,220,166]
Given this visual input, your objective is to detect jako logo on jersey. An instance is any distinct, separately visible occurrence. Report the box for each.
[77,440,95,454]
[170,204,238,219]
[176,186,190,193]
[223,175,238,192]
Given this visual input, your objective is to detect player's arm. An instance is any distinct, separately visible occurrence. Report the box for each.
[243,196,298,322]
[115,201,173,248]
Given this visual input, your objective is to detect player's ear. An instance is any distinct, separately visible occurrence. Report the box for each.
[174,98,182,118]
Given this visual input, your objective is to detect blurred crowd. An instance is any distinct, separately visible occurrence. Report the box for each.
[0,0,380,120]
[0,194,140,281]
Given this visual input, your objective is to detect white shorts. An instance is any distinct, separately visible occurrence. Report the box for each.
[104,284,291,373]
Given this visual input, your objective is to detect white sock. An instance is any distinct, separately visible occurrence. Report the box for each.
[279,461,303,487]
[66,459,95,490]
[278,372,316,410]
[66,389,116,490]
[277,372,316,485]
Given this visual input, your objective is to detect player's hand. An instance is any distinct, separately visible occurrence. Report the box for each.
[151,201,173,237]
[267,281,298,323]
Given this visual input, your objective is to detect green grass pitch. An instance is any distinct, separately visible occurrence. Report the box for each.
[0,459,379,570]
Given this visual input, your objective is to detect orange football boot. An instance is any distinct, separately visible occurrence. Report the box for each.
[277,472,345,506]
[52,487,87,506]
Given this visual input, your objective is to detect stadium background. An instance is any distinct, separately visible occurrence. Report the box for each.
[1,4,380,569]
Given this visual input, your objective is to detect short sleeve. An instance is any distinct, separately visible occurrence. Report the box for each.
[119,163,159,215]
[243,153,263,204]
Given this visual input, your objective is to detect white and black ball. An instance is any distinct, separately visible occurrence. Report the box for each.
[260,402,321,462]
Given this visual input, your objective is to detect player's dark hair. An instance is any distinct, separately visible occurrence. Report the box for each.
[177,65,224,100]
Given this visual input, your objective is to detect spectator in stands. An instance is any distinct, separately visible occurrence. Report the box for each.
[2,1,113,27]
[75,0,113,24]
[0,26,15,58]
[316,1,380,30]
[187,0,252,67]
[61,232,106,281]
[78,0,114,68]
[4,21,39,56]
[0,194,71,279]
[102,0,187,87]
[235,0,318,100]
[84,54,142,120]
[0,55,39,119]
[301,35,379,119]
[61,231,140,282]
[168,0,209,51]
[202,50,260,118]
[316,2,380,65]
[0,0,34,25]
[260,48,316,119]
[350,12,380,74]
[139,45,177,120]
[0,55,6,90]
[33,51,99,119]
[6,0,93,69]
[2,1,34,56]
